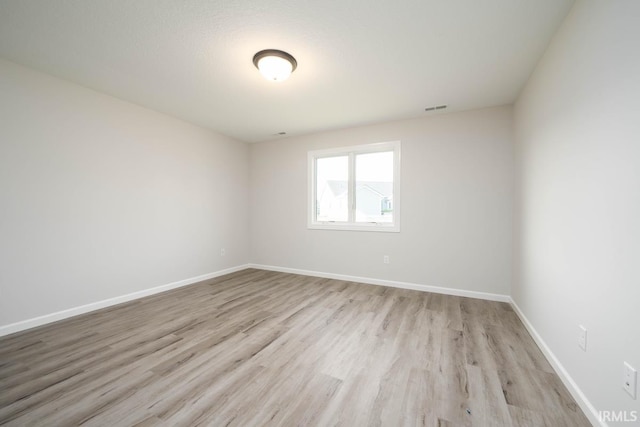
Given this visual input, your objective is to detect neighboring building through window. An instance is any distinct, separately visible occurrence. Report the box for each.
[308,141,400,232]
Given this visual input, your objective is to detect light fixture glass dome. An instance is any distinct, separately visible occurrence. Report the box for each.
[253,50,297,82]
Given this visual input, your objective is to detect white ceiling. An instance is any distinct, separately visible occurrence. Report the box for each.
[0,0,574,143]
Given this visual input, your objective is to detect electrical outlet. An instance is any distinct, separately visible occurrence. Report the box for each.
[578,325,587,351]
[383,255,389,264]
[220,248,226,256]
[623,362,637,399]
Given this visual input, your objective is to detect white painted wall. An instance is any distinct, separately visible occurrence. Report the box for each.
[250,106,513,296]
[0,59,250,328]
[513,0,640,424]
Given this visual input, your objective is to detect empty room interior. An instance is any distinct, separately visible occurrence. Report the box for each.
[0,1,638,426]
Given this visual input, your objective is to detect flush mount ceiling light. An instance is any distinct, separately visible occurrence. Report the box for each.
[253,49,297,82]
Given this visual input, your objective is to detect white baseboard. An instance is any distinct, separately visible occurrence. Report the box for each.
[1,263,507,337]
[0,264,250,338]
[248,263,510,303]
[0,262,602,427]
[510,299,603,427]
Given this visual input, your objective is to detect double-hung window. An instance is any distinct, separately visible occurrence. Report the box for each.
[308,141,400,232]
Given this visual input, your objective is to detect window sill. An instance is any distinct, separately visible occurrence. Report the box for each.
[308,222,400,233]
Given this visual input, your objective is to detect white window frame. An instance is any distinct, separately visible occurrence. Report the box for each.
[307,141,401,232]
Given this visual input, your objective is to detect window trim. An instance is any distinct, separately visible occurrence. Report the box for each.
[307,141,401,232]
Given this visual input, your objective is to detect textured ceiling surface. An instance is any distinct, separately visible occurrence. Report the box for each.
[0,0,574,142]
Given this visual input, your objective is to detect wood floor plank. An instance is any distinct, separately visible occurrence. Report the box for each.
[0,268,591,426]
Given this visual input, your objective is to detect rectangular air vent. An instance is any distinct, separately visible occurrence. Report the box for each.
[424,105,447,112]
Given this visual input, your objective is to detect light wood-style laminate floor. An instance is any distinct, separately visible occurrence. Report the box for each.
[0,269,590,426]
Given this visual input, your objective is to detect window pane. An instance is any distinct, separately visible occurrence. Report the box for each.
[316,156,349,222]
[355,151,393,223]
